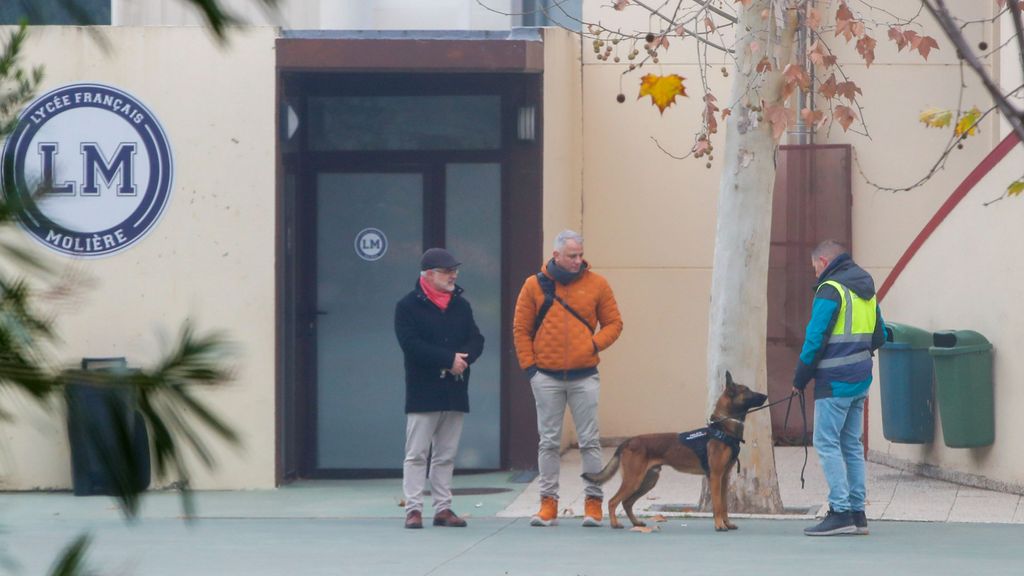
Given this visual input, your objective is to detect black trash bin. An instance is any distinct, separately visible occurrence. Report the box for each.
[878,322,935,443]
[65,357,151,496]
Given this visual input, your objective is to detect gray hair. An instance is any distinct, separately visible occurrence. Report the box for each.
[554,229,584,252]
[812,239,846,261]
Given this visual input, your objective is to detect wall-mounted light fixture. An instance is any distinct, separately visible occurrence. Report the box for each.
[517,105,536,141]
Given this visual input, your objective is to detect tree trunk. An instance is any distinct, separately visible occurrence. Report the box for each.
[699,0,798,515]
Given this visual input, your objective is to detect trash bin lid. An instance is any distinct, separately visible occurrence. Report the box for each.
[929,330,993,356]
[884,322,932,350]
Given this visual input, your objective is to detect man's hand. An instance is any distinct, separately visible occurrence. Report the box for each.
[793,360,814,391]
[451,353,469,376]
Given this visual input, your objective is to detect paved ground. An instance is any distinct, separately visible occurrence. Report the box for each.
[2,448,1023,575]
[502,447,1024,523]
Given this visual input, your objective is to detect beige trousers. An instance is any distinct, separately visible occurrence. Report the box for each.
[402,411,464,514]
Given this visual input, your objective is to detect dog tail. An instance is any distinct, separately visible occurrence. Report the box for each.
[580,443,625,485]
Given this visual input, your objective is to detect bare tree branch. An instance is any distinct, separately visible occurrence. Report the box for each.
[1008,0,1024,90]
[923,1,1024,146]
[691,0,738,24]
[632,0,735,53]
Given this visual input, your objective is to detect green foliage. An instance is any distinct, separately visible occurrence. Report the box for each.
[47,534,91,576]
[59,324,241,518]
[0,23,43,139]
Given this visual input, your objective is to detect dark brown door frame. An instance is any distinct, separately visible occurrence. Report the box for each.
[276,38,543,482]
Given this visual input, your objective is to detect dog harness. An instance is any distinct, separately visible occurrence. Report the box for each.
[677,425,742,476]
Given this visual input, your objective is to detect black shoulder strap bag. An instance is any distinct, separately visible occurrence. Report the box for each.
[533,272,594,334]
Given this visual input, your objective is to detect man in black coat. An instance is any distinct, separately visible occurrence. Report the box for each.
[395,248,484,529]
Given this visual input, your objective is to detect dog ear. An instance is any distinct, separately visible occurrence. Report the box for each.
[725,370,735,389]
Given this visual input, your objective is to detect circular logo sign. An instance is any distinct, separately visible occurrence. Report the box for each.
[354,228,388,261]
[1,83,173,257]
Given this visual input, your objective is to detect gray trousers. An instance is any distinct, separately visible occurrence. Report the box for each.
[530,372,602,499]
[403,411,464,514]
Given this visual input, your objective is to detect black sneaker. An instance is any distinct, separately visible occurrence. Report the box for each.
[804,508,856,537]
[852,510,869,535]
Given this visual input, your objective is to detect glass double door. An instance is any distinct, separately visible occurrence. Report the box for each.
[314,164,501,473]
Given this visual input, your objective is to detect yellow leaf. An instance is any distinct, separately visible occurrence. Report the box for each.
[638,74,688,114]
[1008,180,1024,197]
[652,514,668,522]
[955,106,981,137]
[919,107,952,129]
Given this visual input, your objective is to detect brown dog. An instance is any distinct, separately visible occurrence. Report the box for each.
[581,371,767,531]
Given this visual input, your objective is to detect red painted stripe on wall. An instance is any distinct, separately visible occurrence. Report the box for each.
[877,132,1021,303]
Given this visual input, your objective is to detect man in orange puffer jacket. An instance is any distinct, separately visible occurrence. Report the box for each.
[513,230,623,527]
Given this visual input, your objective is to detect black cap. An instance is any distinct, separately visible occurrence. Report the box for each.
[420,248,461,270]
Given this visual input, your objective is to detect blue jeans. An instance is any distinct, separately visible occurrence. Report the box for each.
[813,394,867,513]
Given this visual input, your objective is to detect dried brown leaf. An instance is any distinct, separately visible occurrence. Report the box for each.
[801,107,827,130]
[856,35,876,67]
[914,35,939,60]
[704,93,720,134]
[818,73,838,100]
[765,104,795,140]
[888,27,908,51]
[835,80,862,102]
[834,105,858,131]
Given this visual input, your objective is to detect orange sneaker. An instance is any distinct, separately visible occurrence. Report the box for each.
[530,496,558,527]
[582,496,603,527]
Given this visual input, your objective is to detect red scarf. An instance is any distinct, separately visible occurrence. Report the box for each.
[419,276,452,311]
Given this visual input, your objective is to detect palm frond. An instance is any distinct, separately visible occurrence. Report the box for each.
[59,323,238,518]
[47,533,91,576]
[177,0,281,42]
[0,23,44,140]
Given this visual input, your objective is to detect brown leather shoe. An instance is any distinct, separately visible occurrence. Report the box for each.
[433,509,467,527]
[404,510,423,529]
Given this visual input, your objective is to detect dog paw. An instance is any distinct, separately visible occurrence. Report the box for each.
[727,523,738,530]
[611,524,625,530]
[714,525,730,532]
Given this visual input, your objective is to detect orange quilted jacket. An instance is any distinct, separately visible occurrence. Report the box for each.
[512,262,623,373]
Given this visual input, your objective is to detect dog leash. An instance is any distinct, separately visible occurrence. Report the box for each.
[747,392,798,414]
[748,391,810,490]
[781,390,809,489]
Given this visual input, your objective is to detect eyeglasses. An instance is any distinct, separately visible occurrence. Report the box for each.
[433,267,460,275]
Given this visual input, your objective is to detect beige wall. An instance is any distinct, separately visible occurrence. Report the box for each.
[0,27,278,490]
[869,140,1024,486]
[577,1,1024,488]
[541,28,584,241]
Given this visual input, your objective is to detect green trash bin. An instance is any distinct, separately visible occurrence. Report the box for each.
[929,330,994,448]
[878,322,934,443]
